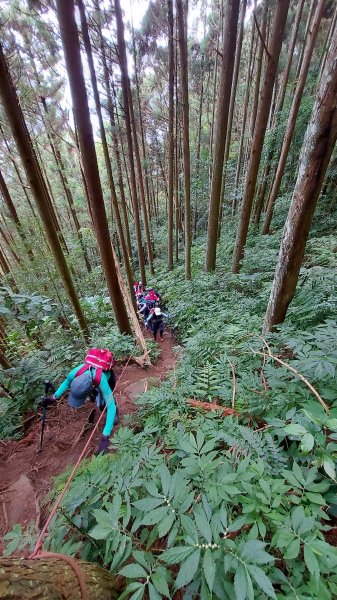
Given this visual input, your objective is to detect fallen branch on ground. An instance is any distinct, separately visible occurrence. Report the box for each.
[187,398,237,416]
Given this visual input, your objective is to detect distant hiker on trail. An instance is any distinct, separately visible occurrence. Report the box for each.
[146,306,168,341]
[41,348,117,455]
[133,281,143,296]
[145,289,160,304]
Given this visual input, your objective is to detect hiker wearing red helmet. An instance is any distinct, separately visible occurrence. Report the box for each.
[43,349,117,455]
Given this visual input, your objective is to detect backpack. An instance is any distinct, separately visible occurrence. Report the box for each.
[75,348,115,387]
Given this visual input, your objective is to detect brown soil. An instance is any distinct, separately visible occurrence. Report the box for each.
[0,332,179,550]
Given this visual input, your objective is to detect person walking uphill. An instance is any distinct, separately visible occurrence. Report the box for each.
[146,307,168,341]
[42,348,117,455]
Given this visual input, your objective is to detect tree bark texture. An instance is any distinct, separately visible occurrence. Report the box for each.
[205,0,240,271]
[232,0,290,273]
[77,0,134,297]
[0,557,123,599]
[167,0,175,270]
[262,0,325,235]
[176,0,192,280]
[56,0,131,335]
[233,15,256,213]
[0,42,89,340]
[250,2,268,139]
[114,0,147,287]
[263,33,337,332]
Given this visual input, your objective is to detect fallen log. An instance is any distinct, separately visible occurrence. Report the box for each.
[187,398,238,416]
[0,557,124,599]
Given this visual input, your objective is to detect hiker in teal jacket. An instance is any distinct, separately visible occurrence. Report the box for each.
[49,364,117,454]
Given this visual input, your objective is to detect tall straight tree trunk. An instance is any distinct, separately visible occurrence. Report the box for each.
[296,0,315,78]
[262,0,325,235]
[167,0,175,270]
[263,34,337,332]
[99,42,132,261]
[232,0,290,273]
[250,3,268,139]
[77,0,134,297]
[56,0,131,335]
[275,0,305,116]
[208,29,220,187]
[319,1,337,79]
[205,0,240,271]
[176,0,192,280]
[0,41,89,339]
[128,86,155,275]
[114,0,147,287]
[221,0,247,185]
[233,16,256,213]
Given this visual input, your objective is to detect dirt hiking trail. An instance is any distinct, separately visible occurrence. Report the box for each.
[0,333,178,549]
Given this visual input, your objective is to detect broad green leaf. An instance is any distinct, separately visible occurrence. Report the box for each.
[284,424,307,436]
[327,418,337,430]
[119,564,148,579]
[300,433,315,453]
[240,540,274,565]
[194,505,212,543]
[159,464,171,496]
[133,497,164,511]
[151,571,170,597]
[203,548,216,591]
[304,545,320,581]
[161,545,195,564]
[148,582,162,600]
[247,565,276,599]
[141,507,168,526]
[234,563,247,600]
[157,512,175,538]
[176,548,201,589]
[324,457,336,480]
[284,537,300,560]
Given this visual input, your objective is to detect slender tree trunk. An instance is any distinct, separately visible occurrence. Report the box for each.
[100,44,133,261]
[208,29,220,186]
[262,0,325,235]
[263,34,337,332]
[128,86,154,275]
[176,0,192,280]
[319,1,337,79]
[113,0,147,287]
[232,0,290,273]
[296,0,315,78]
[167,0,175,270]
[56,0,131,335]
[205,0,240,271]
[250,2,268,139]
[0,41,89,339]
[233,16,256,213]
[221,0,247,189]
[77,0,134,297]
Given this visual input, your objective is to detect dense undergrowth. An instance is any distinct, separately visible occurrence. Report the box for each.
[5,200,337,598]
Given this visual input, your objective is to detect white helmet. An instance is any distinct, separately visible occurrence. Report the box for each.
[154,307,161,316]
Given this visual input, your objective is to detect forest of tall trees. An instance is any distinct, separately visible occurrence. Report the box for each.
[2,0,337,598]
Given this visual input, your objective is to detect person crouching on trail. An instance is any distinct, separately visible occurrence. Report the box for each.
[146,307,168,341]
[44,348,117,455]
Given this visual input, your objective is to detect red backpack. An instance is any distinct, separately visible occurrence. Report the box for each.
[75,348,115,387]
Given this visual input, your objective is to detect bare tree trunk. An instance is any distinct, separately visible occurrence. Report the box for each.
[319,1,337,79]
[56,0,131,335]
[77,0,134,297]
[205,0,240,271]
[208,28,220,186]
[295,0,315,78]
[0,41,89,340]
[168,0,175,270]
[233,16,256,213]
[128,86,154,275]
[176,0,192,280]
[263,33,337,332]
[0,557,123,599]
[250,2,268,139]
[262,0,325,235]
[113,0,147,287]
[232,0,290,273]
[275,0,305,116]
[100,45,132,261]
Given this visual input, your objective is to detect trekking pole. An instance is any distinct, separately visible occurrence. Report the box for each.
[38,380,55,453]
